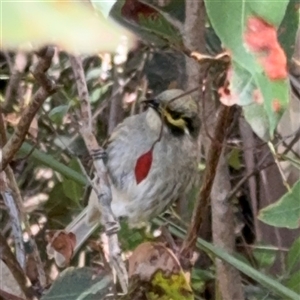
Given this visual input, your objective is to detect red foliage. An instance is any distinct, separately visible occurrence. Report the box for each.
[218,68,238,106]
[121,0,158,23]
[253,89,264,104]
[244,16,287,80]
[135,149,153,184]
[272,99,282,112]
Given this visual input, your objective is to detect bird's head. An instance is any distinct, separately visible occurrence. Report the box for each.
[145,89,200,138]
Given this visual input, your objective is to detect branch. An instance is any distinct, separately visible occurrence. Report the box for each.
[5,166,47,287]
[3,51,27,112]
[0,171,26,270]
[211,154,244,300]
[69,55,128,293]
[180,104,234,261]
[0,232,36,300]
[1,46,57,171]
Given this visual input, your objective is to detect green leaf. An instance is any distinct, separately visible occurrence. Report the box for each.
[247,0,289,25]
[205,0,290,138]
[86,68,103,81]
[253,244,277,269]
[278,0,300,59]
[2,1,135,53]
[285,269,300,294]
[110,0,182,47]
[90,83,112,103]
[49,105,69,125]
[231,62,256,106]
[44,182,77,227]
[243,103,270,141]
[17,141,87,186]
[62,159,84,204]
[227,148,242,170]
[287,237,300,273]
[254,74,289,136]
[258,180,300,228]
[41,267,112,300]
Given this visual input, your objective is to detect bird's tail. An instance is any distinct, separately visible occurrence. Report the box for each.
[47,192,101,267]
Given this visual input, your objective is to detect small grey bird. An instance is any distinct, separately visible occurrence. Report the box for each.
[48,89,200,267]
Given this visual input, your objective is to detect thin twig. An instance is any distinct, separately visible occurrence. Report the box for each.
[0,171,26,270]
[180,104,234,262]
[0,232,36,300]
[69,55,128,293]
[1,46,57,171]
[280,125,300,156]
[5,166,47,287]
[3,51,27,112]
[268,141,291,192]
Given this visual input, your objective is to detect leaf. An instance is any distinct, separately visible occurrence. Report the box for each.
[49,105,69,125]
[205,0,290,138]
[119,220,149,251]
[244,16,287,80]
[127,242,194,300]
[258,179,300,228]
[227,148,242,170]
[134,149,153,184]
[121,0,159,23]
[110,0,182,47]
[155,218,300,300]
[287,237,300,273]
[46,231,76,268]
[41,267,112,300]
[253,244,277,269]
[90,83,112,103]
[243,102,270,141]
[278,0,300,59]
[18,141,87,186]
[247,0,289,25]
[231,62,257,106]
[2,0,135,53]
[62,159,84,204]
[284,269,300,294]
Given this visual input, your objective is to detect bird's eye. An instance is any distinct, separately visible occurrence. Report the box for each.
[167,109,181,120]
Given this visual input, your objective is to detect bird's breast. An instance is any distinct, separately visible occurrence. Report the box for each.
[106,112,198,226]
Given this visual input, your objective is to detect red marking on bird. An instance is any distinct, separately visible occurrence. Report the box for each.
[135,149,153,184]
[244,16,287,80]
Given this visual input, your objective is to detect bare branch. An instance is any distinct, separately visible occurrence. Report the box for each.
[1,46,57,171]
[211,154,244,300]
[0,171,26,270]
[69,55,128,293]
[239,118,261,241]
[180,105,234,261]
[0,232,36,300]
[3,51,27,112]
[5,166,47,287]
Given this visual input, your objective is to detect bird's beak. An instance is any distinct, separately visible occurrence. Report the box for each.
[142,99,160,112]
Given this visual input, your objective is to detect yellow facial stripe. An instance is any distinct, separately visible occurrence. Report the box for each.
[162,109,186,128]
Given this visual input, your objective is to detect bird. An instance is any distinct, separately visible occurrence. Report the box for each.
[47,89,200,267]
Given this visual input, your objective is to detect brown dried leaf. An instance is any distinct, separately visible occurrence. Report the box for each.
[46,230,76,267]
[129,242,181,280]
